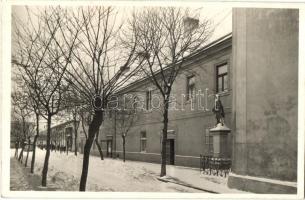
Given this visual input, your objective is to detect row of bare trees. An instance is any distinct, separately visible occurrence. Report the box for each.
[12,5,212,191]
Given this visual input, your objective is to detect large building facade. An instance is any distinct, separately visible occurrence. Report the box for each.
[99,34,233,167]
[40,33,233,165]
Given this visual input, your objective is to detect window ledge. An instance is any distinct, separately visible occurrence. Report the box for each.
[216,90,230,97]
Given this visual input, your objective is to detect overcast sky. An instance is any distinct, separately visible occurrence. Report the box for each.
[12,5,232,43]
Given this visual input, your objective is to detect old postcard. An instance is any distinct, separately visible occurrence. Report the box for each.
[1,1,304,199]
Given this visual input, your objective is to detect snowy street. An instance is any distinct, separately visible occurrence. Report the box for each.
[10,149,246,193]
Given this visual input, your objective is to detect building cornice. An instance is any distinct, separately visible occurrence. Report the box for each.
[116,33,232,95]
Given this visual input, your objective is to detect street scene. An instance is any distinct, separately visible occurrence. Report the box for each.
[10,5,298,194]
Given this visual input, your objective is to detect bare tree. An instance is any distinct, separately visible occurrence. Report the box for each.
[24,124,35,167]
[29,99,42,173]
[129,7,213,176]
[12,6,81,186]
[11,121,22,158]
[63,89,83,156]
[58,6,142,191]
[13,68,43,173]
[11,90,32,163]
[71,107,80,156]
[115,95,138,162]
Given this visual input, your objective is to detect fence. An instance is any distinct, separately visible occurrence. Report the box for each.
[200,155,231,177]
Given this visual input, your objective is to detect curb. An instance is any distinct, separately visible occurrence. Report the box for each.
[156,177,218,194]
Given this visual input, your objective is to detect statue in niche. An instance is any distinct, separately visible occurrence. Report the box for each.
[212,94,225,126]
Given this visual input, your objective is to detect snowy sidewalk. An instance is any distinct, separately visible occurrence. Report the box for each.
[11,149,203,192]
[10,158,59,191]
[155,165,248,193]
[11,149,248,193]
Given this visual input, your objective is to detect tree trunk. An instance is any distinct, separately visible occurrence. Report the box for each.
[31,135,38,173]
[95,139,104,160]
[95,131,104,160]
[74,129,78,156]
[66,133,68,155]
[14,142,19,158]
[30,114,39,173]
[18,141,25,163]
[25,138,30,167]
[19,116,26,163]
[41,114,52,187]
[79,111,103,191]
[60,136,62,153]
[123,136,126,162]
[160,97,169,177]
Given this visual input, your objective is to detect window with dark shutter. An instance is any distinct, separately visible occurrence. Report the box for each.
[216,63,228,93]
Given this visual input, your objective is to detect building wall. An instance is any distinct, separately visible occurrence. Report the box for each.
[228,8,298,193]
[39,36,234,169]
[100,36,233,168]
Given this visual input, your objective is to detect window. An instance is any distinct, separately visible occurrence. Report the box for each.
[146,90,152,110]
[133,96,138,110]
[205,129,213,155]
[186,75,195,100]
[216,63,228,93]
[140,131,147,152]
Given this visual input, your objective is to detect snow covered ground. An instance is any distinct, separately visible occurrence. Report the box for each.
[10,149,248,193]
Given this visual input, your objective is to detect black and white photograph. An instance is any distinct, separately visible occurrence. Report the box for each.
[1,1,304,199]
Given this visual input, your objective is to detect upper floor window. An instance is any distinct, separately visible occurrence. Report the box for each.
[186,75,195,100]
[140,131,147,152]
[133,95,138,110]
[146,90,152,110]
[216,63,228,93]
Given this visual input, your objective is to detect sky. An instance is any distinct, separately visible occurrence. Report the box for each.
[12,5,232,44]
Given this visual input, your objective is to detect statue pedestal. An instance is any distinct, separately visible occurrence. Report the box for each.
[209,124,231,158]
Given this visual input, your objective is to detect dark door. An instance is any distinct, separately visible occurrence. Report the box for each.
[166,139,175,165]
[106,140,112,157]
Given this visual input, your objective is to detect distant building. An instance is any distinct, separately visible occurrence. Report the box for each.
[38,120,77,152]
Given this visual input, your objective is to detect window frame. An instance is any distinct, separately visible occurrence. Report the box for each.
[186,75,195,101]
[216,62,229,93]
[140,131,147,152]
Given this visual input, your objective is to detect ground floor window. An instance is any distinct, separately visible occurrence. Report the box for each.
[140,131,147,152]
[205,129,213,155]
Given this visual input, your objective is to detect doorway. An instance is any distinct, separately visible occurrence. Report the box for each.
[166,139,175,165]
